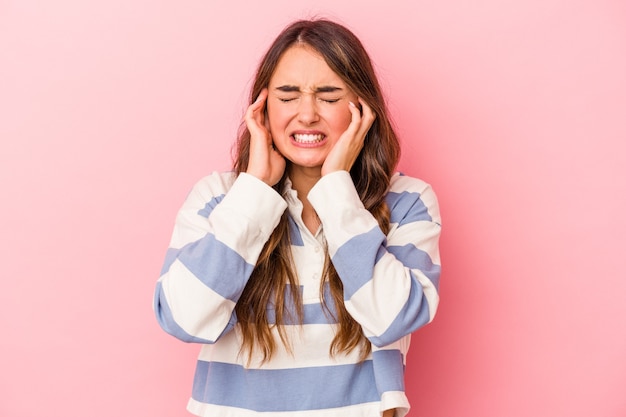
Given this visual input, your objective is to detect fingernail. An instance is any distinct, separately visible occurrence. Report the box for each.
[349,101,356,107]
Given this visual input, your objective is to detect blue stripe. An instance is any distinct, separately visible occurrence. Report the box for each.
[197,194,225,218]
[160,247,179,276]
[372,349,405,393]
[171,233,255,302]
[387,244,441,290]
[368,274,430,346]
[266,283,338,325]
[332,227,386,299]
[386,191,431,226]
[288,215,304,246]
[192,360,379,411]
[154,281,231,343]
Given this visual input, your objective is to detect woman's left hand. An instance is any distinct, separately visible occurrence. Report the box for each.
[321,97,376,176]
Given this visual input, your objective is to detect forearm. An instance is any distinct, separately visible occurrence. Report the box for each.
[154,172,287,343]
[309,171,441,345]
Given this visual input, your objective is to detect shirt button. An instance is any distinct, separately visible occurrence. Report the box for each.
[314,246,320,253]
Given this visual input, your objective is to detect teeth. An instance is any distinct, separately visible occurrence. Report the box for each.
[293,134,324,143]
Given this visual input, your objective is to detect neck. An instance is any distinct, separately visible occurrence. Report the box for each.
[288,165,322,234]
[288,165,321,197]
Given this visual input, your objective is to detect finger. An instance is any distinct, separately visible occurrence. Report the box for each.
[253,88,268,107]
[358,97,376,124]
[347,101,363,134]
[246,89,267,118]
[245,89,269,134]
[356,98,376,137]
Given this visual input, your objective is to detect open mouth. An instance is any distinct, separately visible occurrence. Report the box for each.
[292,133,325,144]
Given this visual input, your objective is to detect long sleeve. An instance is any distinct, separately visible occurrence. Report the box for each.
[308,171,441,347]
[154,172,288,343]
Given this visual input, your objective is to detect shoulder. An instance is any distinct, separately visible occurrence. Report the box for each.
[386,172,441,225]
[388,172,433,195]
[189,171,238,199]
[178,171,238,214]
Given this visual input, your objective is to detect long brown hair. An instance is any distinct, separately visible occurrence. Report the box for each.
[233,19,400,363]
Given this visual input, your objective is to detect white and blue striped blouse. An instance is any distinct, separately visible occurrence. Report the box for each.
[154,170,441,417]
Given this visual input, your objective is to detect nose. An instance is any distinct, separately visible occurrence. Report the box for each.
[297,95,319,125]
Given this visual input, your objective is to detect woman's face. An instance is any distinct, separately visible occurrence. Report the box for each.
[266,45,358,171]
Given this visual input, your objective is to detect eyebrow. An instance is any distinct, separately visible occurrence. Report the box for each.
[275,85,343,93]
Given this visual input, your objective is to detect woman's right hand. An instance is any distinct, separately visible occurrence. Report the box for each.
[244,88,286,186]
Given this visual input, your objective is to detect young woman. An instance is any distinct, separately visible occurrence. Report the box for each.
[154,19,441,417]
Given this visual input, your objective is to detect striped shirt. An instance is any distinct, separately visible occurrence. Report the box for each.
[154,170,441,417]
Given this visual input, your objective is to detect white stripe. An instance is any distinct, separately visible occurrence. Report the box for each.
[389,173,429,194]
[162,260,235,341]
[197,324,368,370]
[390,174,441,224]
[371,335,411,363]
[168,172,235,249]
[207,174,287,265]
[380,391,410,417]
[170,172,287,265]
[388,220,442,264]
[187,397,381,417]
[307,171,380,257]
[346,261,413,338]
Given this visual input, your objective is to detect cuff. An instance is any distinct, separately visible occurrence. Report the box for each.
[307,170,379,255]
[214,172,287,243]
[380,391,410,417]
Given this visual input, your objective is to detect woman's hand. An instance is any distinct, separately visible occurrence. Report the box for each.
[321,97,376,176]
[382,408,396,417]
[245,88,286,186]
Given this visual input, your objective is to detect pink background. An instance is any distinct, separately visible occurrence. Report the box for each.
[1,1,625,416]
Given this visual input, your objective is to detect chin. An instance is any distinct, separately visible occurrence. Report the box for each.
[286,157,325,170]
[281,150,327,168]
